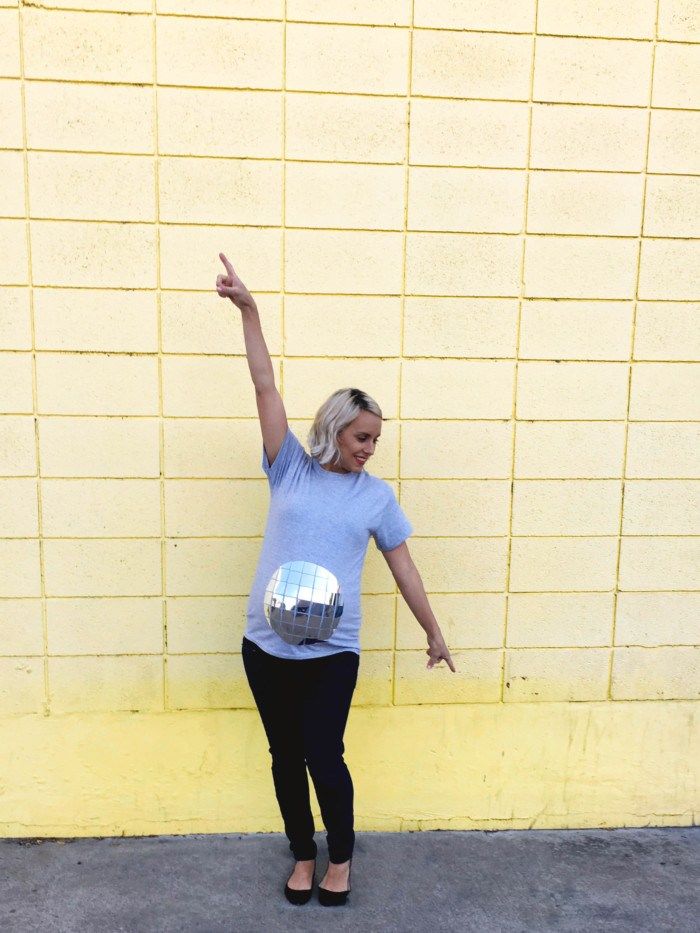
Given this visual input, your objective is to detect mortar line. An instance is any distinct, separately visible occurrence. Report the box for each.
[500,1,539,702]
[607,1,662,699]
[16,0,49,716]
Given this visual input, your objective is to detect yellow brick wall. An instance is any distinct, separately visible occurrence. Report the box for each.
[0,0,698,836]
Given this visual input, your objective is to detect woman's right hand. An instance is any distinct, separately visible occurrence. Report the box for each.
[216,252,256,312]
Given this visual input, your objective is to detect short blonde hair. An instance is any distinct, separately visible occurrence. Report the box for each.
[308,387,383,467]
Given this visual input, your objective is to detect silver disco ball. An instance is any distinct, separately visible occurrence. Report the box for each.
[263,560,344,645]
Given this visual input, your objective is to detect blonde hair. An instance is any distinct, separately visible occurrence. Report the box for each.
[308,387,383,467]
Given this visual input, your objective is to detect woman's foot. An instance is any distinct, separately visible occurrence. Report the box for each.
[286,857,316,891]
[319,857,351,892]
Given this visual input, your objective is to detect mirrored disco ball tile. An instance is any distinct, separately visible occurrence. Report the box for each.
[264,560,344,645]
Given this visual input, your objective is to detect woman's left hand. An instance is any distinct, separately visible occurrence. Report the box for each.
[426,631,456,672]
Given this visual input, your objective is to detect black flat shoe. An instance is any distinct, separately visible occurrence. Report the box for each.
[318,858,352,906]
[284,858,316,905]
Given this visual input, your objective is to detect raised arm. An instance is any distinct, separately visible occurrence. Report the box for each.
[216,253,288,466]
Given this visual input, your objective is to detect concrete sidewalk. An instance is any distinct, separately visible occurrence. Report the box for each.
[1,828,697,932]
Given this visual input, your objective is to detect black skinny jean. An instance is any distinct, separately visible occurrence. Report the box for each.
[241,635,360,864]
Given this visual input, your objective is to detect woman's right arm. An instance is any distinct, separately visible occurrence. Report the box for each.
[216,252,288,466]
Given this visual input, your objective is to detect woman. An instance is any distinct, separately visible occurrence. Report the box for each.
[215,253,456,906]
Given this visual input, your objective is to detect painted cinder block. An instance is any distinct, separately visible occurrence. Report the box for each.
[507,593,614,648]
[401,420,514,479]
[282,357,400,418]
[283,295,401,358]
[43,540,162,597]
[156,17,283,89]
[408,538,509,592]
[49,656,164,714]
[408,167,526,234]
[412,31,533,100]
[524,235,638,299]
[612,647,700,700]
[504,648,610,702]
[165,538,261,597]
[166,654,252,711]
[0,658,44,715]
[414,0,535,32]
[0,220,28,285]
[519,300,633,361]
[0,416,36,476]
[511,479,622,536]
[0,478,39,536]
[625,423,700,478]
[359,594,395,650]
[643,176,700,239]
[527,171,644,236]
[158,87,282,158]
[31,221,156,289]
[288,0,410,25]
[652,43,700,109]
[648,110,700,175]
[163,419,262,479]
[0,352,33,413]
[162,356,277,418]
[0,288,30,351]
[285,229,403,295]
[638,240,700,301]
[162,292,282,356]
[406,232,522,296]
[403,296,519,358]
[286,93,406,163]
[41,478,161,537]
[516,361,629,420]
[47,597,163,656]
[514,422,626,479]
[395,649,502,704]
[618,537,700,591]
[164,478,268,536]
[509,537,618,591]
[25,82,154,154]
[286,162,404,231]
[633,302,700,361]
[0,79,21,149]
[658,0,700,40]
[286,22,409,94]
[353,650,393,706]
[158,1,282,16]
[410,98,529,168]
[158,157,282,226]
[623,480,699,536]
[0,150,24,217]
[36,353,159,416]
[537,0,657,39]
[401,479,510,536]
[28,152,155,222]
[0,599,43,656]
[160,225,281,291]
[615,593,700,647]
[534,36,652,106]
[22,8,152,83]
[401,359,515,419]
[629,362,700,420]
[530,103,648,171]
[39,417,160,479]
[0,8,20,77]
[397,593,505,649]
[0,541,41,597]
[166,596,248,654]
[34,289,158,353]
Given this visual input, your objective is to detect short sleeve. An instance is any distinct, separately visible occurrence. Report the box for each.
[262,426,308,489]
[372,490,413,552]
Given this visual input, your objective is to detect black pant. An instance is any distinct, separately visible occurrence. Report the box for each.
[241,635,360,863]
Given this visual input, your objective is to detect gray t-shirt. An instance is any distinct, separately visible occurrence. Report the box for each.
[244,425,413,659]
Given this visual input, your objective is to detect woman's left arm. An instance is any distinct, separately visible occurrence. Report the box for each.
[382,541,457,672]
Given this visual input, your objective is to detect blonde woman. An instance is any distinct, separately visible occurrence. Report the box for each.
[216,253,455,907]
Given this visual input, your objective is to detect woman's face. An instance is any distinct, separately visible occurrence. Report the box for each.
[332,411,382,473]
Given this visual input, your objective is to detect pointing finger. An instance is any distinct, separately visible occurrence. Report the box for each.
[219,252,235,277]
